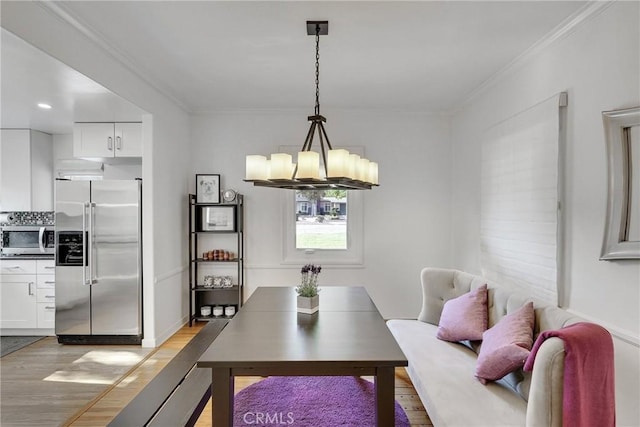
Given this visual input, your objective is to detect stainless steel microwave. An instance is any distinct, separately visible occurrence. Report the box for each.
[1,225,55,256]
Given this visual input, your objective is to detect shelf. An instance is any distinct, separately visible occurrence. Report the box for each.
[192,315,235,322]
[189,192,244,327]
[192,201,241,207]
[191,230,242,234]
[192,285,240,292]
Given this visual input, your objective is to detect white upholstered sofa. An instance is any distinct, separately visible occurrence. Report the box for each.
[387,268,583,427]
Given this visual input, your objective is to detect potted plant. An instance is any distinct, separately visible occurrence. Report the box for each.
[296,264,321,314]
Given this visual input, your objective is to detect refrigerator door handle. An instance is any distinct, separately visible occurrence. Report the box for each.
[83,202,89,285]
[38,227,46,253]
[88,202,97,284]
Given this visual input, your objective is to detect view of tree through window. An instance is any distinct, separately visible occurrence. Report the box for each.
[295,189,347,250]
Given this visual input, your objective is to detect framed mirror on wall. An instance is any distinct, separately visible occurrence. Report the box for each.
[601,106,640,260]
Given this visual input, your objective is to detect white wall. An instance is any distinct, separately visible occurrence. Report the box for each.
[450,3,640,424]
[190,109,452,318]
[1,2,191,347]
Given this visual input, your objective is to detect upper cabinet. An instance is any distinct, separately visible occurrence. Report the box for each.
[74,122,142,160]
[0,129,53,211]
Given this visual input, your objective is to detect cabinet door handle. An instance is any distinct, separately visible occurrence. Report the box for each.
[45,295,55,299]
[116,136,122,150]
[28,282,34,296]
[45,306,55,310]
[44,266,55,270]
[45,281,55,284]
[108,136,113,151]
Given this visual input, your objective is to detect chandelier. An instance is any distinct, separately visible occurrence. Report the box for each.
[244,21,378,190]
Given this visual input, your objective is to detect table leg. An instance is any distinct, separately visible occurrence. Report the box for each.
[212,367,233,427]
[375,366,395,427]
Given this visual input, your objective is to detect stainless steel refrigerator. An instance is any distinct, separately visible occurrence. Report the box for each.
[55,179,142,344]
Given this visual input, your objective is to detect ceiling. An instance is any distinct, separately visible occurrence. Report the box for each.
[0,29,146,135]
[1,1,587,134]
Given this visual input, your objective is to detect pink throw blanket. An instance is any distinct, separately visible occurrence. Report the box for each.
[524,322,615,427]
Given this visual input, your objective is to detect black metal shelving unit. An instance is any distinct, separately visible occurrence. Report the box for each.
[188,193,244,326]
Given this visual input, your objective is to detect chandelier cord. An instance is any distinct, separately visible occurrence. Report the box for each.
[314,24,320,116]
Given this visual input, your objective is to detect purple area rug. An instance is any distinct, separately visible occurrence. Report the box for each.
[233,376,410,426]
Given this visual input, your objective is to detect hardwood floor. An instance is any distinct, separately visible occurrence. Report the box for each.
[0,337,154,426]
[1,323,432,426]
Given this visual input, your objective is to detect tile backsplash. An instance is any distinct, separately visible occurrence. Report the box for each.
[0,211,55,226]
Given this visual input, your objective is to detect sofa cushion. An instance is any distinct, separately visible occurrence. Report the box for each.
[436,284,488,342]
[387,319,527,427]
[475,302,535,384]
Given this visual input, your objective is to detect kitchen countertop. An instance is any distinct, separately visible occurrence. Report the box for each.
[0,254,55,261]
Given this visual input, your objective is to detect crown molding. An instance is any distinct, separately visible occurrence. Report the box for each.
[450,1,616,115]
[36,1,191,113]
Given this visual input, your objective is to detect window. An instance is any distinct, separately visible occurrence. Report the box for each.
[295,190,347,250]
[298,202,309,214]
[281,145,365,266]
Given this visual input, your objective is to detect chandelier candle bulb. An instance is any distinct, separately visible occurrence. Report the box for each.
[347,154,361,180]
[358,158,370,182]
[327,149,350,177]
[270,153,293,180]
[296,151,320,179]
[245,155,268,180]
[368,162,379,185]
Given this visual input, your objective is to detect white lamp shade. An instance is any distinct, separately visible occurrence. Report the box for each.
[265,159,272,180]
[327,149,350,178]
[246,155,268,180]
[368,162,378,185]
[357,158,370,182]
[296,151,320,179]
[347,154,360,180]
[270,153,293,180]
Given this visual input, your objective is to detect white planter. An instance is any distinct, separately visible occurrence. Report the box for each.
[297,295,319,314]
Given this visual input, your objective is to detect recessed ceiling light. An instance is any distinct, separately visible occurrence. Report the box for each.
[37,103,52,109]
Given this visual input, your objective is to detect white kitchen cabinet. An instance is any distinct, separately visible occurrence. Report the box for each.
[37,303,56,330]
[0,259,55,331]
[36,259,55,329]
[36,259,56,276]
[74,122,142,159]
[1,259,37,275]
[0,274,37,329]
[0,129,53,211]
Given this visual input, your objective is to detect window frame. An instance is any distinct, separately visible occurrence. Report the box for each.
[280,145,365,266]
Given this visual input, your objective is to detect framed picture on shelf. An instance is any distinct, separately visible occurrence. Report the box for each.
[196,174,220,203]
[199,205,236,231]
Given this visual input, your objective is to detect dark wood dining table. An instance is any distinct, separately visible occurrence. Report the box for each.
[197,286,408,426]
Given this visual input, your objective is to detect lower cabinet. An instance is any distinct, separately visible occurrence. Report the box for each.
[37,303,56,329]
[0,274,37,328]
[0,259,55,331]
[36,273,56,329]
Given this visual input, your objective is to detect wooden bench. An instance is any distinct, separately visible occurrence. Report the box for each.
[108,319,228,427]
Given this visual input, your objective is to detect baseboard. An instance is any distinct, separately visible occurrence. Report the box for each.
[142,315,190,348]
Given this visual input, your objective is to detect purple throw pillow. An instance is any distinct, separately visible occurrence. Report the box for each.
[475,301,535,384]
[436,284,488,342]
